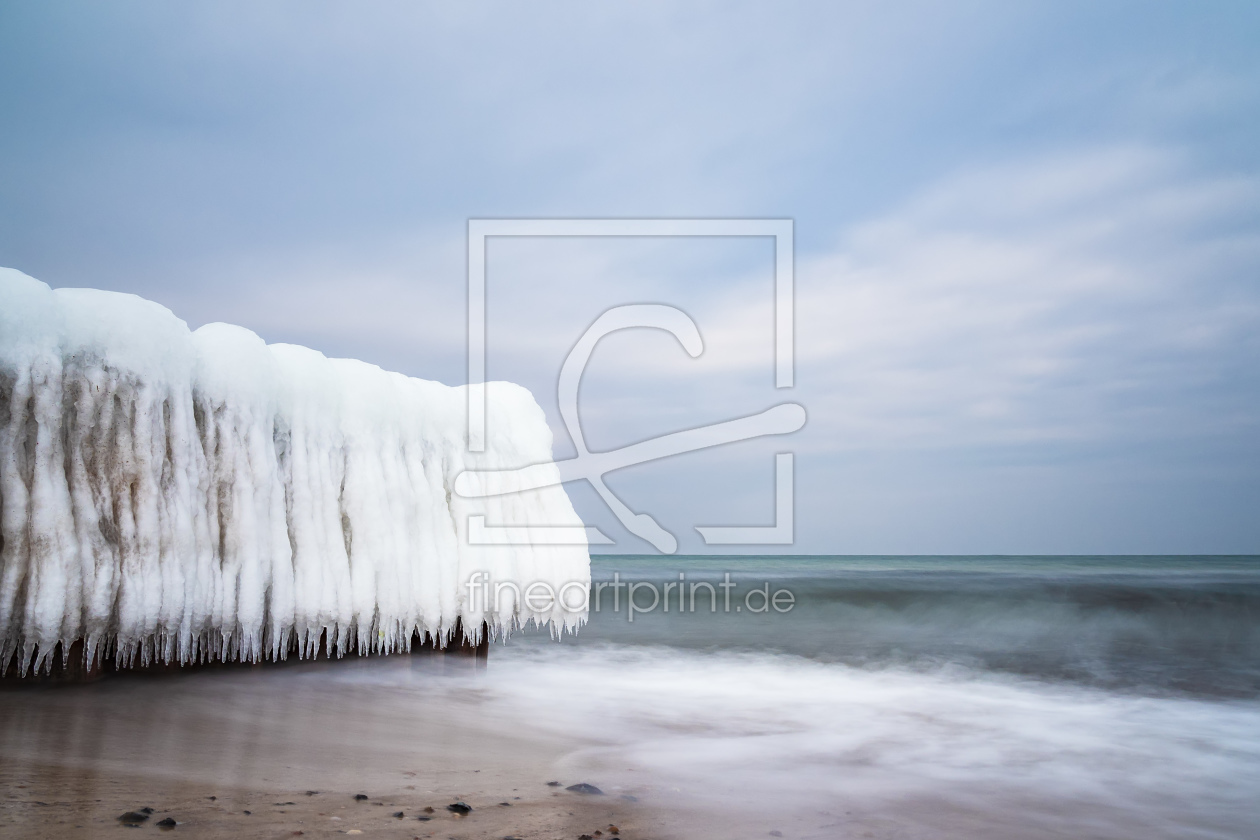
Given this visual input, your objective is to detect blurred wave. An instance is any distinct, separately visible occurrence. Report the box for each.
[519,555,1260,697]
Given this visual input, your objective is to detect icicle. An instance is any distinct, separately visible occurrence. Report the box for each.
[0,268,589,674]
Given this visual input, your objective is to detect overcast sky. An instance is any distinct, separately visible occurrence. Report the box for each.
[2,2,1257,554]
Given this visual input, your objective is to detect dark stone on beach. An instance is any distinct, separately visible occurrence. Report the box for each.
[546,781,562,786]
[566,783,604,795]
[275,801,296,806]
[305,790,319,796]
[243,810,251,815]
[117,812,150,825]
[207,797,216,801]
[140,808,155,814]
[393,811,405,818]
[354,794,369,801]
[499,801,512,806]
[447,801,472,814]
[422,806,435,813]
[156,817,177,829]
[416,816,431,821]
[579,834,593,840]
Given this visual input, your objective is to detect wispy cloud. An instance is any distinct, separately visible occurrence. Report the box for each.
[795,146,1260,453]
[2,3,1258,551]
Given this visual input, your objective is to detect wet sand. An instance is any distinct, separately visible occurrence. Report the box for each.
[0,766,640,839]
[6,642,1259,840]
[0,657,647,840]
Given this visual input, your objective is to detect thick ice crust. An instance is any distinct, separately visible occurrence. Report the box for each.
[0,269,588,674]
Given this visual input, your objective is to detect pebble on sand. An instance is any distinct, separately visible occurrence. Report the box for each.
[392,811,405,818]
[354,794,369,801]
[447,801,473,814]
[156,817,177,829]
[566,783,604,795]
[117,812,150,825]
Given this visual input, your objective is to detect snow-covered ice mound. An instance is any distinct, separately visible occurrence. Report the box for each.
[0,268,589,674]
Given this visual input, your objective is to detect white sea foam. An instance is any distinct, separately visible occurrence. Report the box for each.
[0,268,589,673]
[0,641,1255,838]
[483,644,1260,839]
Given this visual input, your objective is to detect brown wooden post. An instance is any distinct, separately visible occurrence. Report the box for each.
[4,619,491,685]
[445,618,489,669]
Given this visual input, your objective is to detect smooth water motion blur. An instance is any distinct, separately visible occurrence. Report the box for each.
[563,555,1260,697]
[3,556,1258,840]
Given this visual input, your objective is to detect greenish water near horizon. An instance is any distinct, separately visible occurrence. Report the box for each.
[489,552,1260,835]
[511,553,1260,698]
[590,552,1260,571]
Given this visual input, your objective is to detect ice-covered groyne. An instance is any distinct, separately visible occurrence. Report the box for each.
[0,268,589,675]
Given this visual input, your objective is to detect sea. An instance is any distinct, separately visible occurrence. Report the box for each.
[493,554,1260,838]
[3,554,1258,839]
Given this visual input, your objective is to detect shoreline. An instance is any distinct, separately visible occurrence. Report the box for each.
[0,657,644,840]
[6,635,1259,840]
[1,762,642,840]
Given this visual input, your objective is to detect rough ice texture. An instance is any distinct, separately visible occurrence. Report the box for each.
[0,268,589,674]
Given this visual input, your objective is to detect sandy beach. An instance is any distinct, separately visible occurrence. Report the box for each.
[0,768,642,840]
[6,608,1260,840]
[0,657,647,840]
[0,764,642,840]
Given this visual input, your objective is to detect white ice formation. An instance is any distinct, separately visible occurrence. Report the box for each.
[0,268,589,674]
